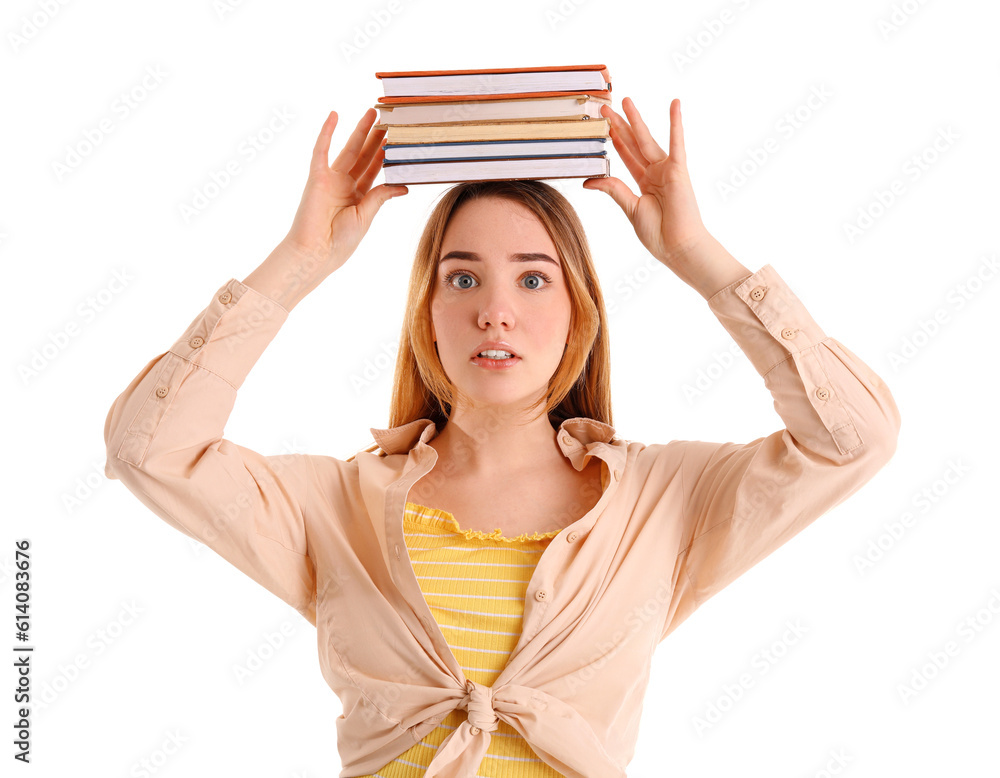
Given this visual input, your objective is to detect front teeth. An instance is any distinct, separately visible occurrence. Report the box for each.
[479,350,512,359]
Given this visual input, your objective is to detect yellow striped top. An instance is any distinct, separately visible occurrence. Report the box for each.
[359,501,565,778]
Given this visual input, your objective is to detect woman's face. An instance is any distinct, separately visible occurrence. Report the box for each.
[430,196,572,415]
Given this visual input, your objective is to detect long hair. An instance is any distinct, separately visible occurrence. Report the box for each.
[347,180,612,461]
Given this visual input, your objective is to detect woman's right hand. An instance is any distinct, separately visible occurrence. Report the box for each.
[282,108,408,276]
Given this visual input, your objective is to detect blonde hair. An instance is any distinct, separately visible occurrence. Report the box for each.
[348,180,612,461]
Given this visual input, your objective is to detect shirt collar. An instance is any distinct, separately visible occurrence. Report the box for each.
[369,417,619,457]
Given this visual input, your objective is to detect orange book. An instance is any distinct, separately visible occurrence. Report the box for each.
[376,90,611,105]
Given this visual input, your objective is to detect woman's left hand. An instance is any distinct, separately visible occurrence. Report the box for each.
[583,97,711,275]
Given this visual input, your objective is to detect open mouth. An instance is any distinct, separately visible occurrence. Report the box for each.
[471,353,519,366]
[476,351,514,360]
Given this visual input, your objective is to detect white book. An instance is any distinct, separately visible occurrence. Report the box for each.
[382,156,610,185]
[384,139,607,162]
[381,70,609,97]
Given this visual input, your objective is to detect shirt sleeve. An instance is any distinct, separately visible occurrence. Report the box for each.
[659,264,901,641]
[103,278,317,627]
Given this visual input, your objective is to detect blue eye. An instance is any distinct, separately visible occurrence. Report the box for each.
[444,271,475,289]
[442,270,552,291]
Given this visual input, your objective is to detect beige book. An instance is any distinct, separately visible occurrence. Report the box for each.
[375,94,611,125]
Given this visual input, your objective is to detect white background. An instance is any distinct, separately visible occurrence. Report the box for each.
[5,0,999,776]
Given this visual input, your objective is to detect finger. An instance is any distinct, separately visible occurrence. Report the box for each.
[349,123,387,181]
[609,121,649,189]
[621,97,668,162]
[582,176,639,223]
[310,111,338,173]
[357,182,408,228]
[668,98,687,167]
[355,142,388,193]
[330,108,378,173]
[602,104,650,169]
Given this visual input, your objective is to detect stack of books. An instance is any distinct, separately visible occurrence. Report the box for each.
[373,64,613,185]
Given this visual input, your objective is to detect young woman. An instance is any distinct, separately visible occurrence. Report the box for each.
[104,99,901,777]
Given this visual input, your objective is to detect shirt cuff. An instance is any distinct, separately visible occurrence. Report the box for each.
[706,264,829,378]
[168,278,289,390]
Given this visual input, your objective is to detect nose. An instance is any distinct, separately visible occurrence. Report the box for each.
[477,283,514,330]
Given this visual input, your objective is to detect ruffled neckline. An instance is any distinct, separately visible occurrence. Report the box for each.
[404,501,562,543]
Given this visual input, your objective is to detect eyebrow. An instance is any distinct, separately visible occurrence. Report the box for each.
[439,250,559,267]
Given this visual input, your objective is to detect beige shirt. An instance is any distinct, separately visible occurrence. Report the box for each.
[104,263,900,777]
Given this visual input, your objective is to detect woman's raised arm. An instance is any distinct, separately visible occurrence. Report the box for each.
[583,97,752,299]
[103,107,405,625]
[244,108,408,311]
[584,97,901,639]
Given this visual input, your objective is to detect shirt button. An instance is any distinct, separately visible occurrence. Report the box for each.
[470,726,481,735]
[613,468,621,481]
[781,328,798,340]
[535,589,548,601]
[816,387,830,401]
[189,336,205,348]
[219,291,232,304]
[561,433,573,445]
[750,285,767,301]
[566,531,579,543]
[394,544,400,559]
[155,386,168,398]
